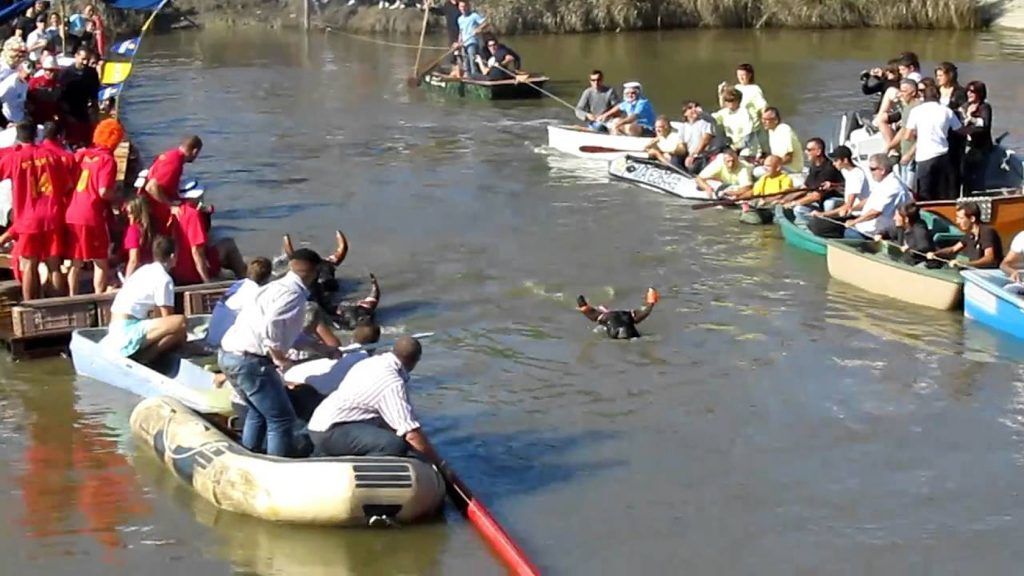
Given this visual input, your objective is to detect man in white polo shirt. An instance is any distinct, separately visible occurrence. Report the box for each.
[102,235,187,363]
[842,153,910,240]
[307,335,444,465]
[892,84,962,201]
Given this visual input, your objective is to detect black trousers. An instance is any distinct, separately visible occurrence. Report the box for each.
[916,154,956,201]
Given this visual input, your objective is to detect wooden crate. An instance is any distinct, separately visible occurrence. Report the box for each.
[0,279,20,333]
[12,300,97,337]
[183,286,232,316]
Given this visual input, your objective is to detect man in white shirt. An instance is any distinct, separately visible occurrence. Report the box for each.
[0,61,32,126]
[218,248,325,457]
[308,336,444,465]
[101,236,187,363]
[283,324,381,421]
[677,100,714,172]
[644,115,684,168]
[1000,231,1024,286]
[843,154,910,239]
[892,84,962,201]
[757,107,803,173]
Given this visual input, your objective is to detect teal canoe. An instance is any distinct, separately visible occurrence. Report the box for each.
[776,206,964,257]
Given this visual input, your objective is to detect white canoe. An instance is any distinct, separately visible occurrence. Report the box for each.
[546,124,651,160]
[608,155,710,200]
[70,315,233,414]
[131,396,446,526]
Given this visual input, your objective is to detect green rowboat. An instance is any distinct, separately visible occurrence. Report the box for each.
[421,72,549,100]
[775,205,826,255]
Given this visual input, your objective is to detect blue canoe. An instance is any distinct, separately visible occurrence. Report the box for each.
[962,269,1024,339]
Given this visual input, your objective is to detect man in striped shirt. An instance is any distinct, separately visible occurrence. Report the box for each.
[307,336,443,464]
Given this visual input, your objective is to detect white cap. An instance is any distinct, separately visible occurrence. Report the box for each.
[41,55,59,70]
[180,180,205,200]
[623,81,642,90]
[132,168,149,189]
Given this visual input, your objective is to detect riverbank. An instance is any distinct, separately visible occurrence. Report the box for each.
[126,0,1007,34]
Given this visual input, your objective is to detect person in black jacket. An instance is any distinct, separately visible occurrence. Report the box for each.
[427,0,460,67]
[873,202,935,266]
[860,61,900,114]
[958,80,994,192]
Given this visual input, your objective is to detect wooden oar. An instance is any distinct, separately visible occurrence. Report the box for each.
[811,213,969,268]
[439,461,541,576]
[337,331,434,354]
[412,3,431,79]
[490,62,578,112]
[690,187,815,210]
[580,145,637,155]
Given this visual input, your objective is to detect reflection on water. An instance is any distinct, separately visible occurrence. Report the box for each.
[5,24,1024,575]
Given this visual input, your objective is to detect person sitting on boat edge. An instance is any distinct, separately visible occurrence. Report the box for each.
[695,147,753,199]
[644,115,685,169]
[872,202,936,267]
[206,256,274,348]
[999,230,1024,292]
[101,235,188,364]
[752,107,802,174]
[807,145,869,222]
[575,69,619,133]
[926,202,1003,269]
[724,154,791,203]
[809,153,909,240]
[677,100,715,173]
[595,81,655,137]
[473,35,520,81]
[219,248,336,457]
[712,87,754,155]
[576,287,658,340]
[783,137,844,220]
[284,323,382,422]
[307,336,446,467]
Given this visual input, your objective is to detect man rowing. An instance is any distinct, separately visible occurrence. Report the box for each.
[474,35,521,80]
[576,287,659,340]
[644,115,685,169]
[725,154,791,202]
[695,147,753,199]
[781,137,843,218]
[810,154,910,240]
[926,202,1002,268]
[808,145,869,221]
[595,81,655,137]
[575,69,619,132]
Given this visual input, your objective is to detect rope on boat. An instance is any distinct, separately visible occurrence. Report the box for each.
[319,25,450,50]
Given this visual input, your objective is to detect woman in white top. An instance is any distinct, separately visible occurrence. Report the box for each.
[102,236,187,363]
[719,63,767,127]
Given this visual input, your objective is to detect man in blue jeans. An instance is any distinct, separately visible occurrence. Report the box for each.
[307,336,444,467]
[219,248,328,457]
[453,0,486,77]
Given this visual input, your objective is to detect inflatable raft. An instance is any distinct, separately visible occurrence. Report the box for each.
[130,396,447,526]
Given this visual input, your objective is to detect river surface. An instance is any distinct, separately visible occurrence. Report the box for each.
[4,27,1024,575]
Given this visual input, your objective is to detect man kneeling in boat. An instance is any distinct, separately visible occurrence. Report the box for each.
[576,287,659,340]
[695,147,753,199]
[101,236,188,364]
[307,336,445,465]
[595,82,656,137]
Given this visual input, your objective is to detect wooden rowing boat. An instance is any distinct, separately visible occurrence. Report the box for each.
[607,155,710,200]
[546,125,650,160]
[421,71,549,100]
[69,315,233,414]
[825,239,963,310]
[962,269,1024,339]
[132,396,446,526]
[919,193,1024,252]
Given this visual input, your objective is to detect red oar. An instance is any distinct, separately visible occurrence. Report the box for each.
[579,145,635,155]
[441,462,540,575]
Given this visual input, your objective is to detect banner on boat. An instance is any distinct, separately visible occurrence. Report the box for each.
[101,62,133,86]
[111,37,141,57]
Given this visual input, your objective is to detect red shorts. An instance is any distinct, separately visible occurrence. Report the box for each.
[17,229,64,260]
[66,224,110,261]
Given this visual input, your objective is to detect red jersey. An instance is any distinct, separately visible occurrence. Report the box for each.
[0,144,66,233]
[39,139,77,206]
[27,74,61,125]
[170,203,208,285]
[66,147,116,228]
[143,148,185,234]
[122,222,152,265]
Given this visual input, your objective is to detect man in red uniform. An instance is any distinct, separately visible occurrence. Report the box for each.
[142,135,202,235]
[169,193,216,286]
[0,122,68,300]
[66,119,122,295]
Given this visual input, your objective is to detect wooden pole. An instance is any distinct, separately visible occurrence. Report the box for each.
[413,2,430,76]
[303,0,310,30]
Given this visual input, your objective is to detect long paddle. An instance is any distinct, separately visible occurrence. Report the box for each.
[412,3,431,79]
[690,186,816,210]
[490,61,578,111]
[438,460,541,575]
[337,331,434,354]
